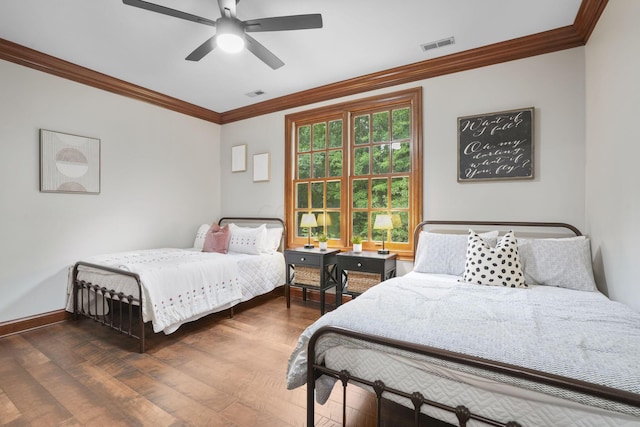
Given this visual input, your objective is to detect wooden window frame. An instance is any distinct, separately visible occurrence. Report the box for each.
[285,88,422,260]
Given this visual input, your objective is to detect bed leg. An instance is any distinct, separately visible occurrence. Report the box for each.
[373,380,385,427]
[72,264,79,320]
[229,307,234,318]
[411,392,425,427]
[338,370,350,426]
[139,305,145,353]
[307,339,317,426]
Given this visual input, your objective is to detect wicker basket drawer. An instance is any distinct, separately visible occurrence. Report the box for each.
[295,266,321,287]
[347,271,380,294]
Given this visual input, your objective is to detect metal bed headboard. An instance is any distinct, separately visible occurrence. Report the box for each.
[413,220,582,254]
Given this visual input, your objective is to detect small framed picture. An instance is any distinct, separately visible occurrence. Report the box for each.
[40,129,101,194]
[253,152,270,182]
[231,144,247,172]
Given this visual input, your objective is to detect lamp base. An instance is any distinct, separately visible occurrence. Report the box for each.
[377,249,390,255]
[304,244,315,249]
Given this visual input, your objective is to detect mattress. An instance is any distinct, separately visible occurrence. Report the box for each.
[287,272,640,426]
[67,248,285,334]
[230,250,286,302]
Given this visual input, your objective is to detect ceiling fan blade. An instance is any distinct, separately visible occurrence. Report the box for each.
[244,14,322,32]
[122,0,216,27]
[244,34,284,70]
[218,0,237,19]
[185,35,217,61]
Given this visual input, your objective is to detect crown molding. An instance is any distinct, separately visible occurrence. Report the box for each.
[221,25,584,123]
[573,0,608,41]
[0,0,606,125]
[0,37,222,124]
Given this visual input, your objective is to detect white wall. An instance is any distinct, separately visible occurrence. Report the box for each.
[585,1,640,311]
[0,60,221,322]
[221,48,587,277]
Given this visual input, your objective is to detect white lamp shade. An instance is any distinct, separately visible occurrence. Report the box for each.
[374,214,393,230]
[300,213,318,228]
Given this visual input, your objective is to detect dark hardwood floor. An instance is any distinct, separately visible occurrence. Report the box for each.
[0,292,379,426]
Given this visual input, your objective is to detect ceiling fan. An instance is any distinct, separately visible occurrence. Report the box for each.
[122,0,323,70]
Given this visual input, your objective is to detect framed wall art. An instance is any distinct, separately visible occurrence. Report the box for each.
[253,152,270,182]
[40,129,101,194]
[231,144,247,172]
[457,107,534,182]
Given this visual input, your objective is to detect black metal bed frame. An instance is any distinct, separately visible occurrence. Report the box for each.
[304,220,640,426]
[71,216,285,353]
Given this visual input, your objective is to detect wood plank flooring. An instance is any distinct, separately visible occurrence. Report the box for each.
[0,292,379,426]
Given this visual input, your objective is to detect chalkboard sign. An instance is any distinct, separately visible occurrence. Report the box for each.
[457,107,534,181]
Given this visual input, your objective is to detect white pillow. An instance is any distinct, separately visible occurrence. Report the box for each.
[265,227,284,253]
[228,223,268,255]
[461,230,526,288]
[413,230,499,275]
[193,224,211,250]
[517,236,597,291]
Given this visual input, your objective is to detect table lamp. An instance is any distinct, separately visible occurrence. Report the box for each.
[300,213,318,249]
[373,214,393,254]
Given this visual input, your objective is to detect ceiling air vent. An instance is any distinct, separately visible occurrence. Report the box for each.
[421,36,455,53]
[245,90,265,98]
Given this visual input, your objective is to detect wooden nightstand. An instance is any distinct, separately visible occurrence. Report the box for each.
[285,247,340,314]
[337,251,397,297]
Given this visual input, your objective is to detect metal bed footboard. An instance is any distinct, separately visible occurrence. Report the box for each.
[307,326,640,427]
[72,261,145,353]
[305,220,639,426]
[71,217,285,354]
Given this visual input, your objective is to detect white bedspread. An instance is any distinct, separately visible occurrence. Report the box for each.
[73,248,243,333]
[287,273,640,418]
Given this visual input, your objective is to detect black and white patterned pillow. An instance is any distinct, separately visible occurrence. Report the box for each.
[461,230,527,288]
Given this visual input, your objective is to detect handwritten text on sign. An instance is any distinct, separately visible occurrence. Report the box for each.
[458,108,534,181]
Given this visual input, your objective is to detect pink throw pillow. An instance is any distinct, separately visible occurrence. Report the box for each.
[202,224,231,254]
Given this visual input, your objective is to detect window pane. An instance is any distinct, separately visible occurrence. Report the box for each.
[371,178,388,209]
[373,111,390,142]
[326,181,341,208]
[324,212,341,239]
[313,123,326,150]
[311,182,324,209]
[391,211,409,243]
[352,179,369,209]
[296,183,309,209]
[298,153,310,179]
[392,108,410,140]
[372,144,390,174]
[313,152,326,178]
[352,212,369,242]
[328,149,342,177]
[391,177,409,208]
[329,120,343,148]
[353,147,370,175]
[392,142,410,173]
[354,115,370,145]
[298,126,311,152]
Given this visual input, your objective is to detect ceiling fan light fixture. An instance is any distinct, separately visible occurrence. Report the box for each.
[217,33,244,53]
[216,19,245,53]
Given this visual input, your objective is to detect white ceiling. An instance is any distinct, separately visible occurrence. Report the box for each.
[0,0,583,113]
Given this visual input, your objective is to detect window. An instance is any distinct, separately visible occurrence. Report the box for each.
[285,88,422,259]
